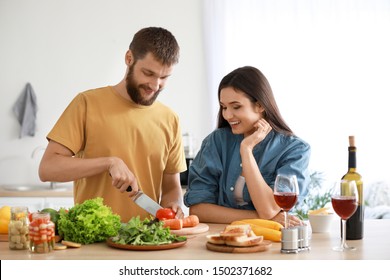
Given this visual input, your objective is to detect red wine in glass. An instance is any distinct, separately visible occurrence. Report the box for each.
[274,192,298,211]
[273,174,299,228]
[331,179,359,251]
[332,196,357,220]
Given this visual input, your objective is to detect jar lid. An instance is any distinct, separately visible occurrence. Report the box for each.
[32,212,51,221]
[11,206,29,212]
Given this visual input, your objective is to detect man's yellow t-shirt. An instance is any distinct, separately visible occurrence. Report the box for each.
[47,86,186,222]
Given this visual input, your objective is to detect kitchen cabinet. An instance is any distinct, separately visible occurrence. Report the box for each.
[0,184,74,212]
[0,197,45,212]
[0,185,188,214]
[43,197,74,209]
[0,196,74,212]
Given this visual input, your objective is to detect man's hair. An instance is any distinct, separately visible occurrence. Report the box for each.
[129,27,180,66]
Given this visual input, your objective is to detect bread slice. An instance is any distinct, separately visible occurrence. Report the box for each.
[206,234,226,245]
[61,240,81,248]
[248,230,257,237]
[207,224,264,247]
[220,224,252,237]
[225,235,263,247]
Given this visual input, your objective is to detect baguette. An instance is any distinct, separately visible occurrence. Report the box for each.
[237,219,283,231]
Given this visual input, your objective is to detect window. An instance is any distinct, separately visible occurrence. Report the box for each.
[203,0,390,183]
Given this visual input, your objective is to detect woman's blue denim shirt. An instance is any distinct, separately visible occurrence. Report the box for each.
[184,128,311,210]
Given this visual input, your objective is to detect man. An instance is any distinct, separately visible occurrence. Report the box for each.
[39,27,186,222]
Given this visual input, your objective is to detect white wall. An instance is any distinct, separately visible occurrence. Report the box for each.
[0,0,209,184]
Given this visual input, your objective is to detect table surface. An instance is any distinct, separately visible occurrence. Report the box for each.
[1,219,389,260]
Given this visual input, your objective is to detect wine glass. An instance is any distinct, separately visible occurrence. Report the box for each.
[331,179,359,251]
[273,174,299,228]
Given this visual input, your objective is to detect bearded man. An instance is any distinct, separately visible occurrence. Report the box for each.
[39,27,186,222]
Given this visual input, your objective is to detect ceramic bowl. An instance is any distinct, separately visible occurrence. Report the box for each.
[308,213,335,233]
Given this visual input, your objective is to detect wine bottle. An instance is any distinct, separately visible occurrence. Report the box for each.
[341,135,364,240]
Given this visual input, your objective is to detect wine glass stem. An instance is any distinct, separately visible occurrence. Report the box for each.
[284,211,288,229]
[341,219,347,249]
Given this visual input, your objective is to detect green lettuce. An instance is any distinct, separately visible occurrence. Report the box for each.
[111,216,186,245]
[58,197,121,244]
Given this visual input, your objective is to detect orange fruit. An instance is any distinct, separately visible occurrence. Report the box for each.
[0,206,11,234]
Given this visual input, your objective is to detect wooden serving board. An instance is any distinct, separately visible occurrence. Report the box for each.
[170,223,209,235]
[206,240,272,253]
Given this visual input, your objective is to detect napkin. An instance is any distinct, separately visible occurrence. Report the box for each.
[12,83,38,138]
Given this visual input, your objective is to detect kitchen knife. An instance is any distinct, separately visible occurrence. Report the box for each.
[126,186,162,216]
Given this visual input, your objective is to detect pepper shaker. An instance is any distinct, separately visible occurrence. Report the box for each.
[297,224,311,251]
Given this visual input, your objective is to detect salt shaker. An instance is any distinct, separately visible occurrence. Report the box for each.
[281,227,299,253]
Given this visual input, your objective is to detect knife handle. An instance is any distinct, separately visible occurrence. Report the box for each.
[109,173,133,192]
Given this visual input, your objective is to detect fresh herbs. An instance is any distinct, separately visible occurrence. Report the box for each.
[58,197,121,244]
[111,216,186,245]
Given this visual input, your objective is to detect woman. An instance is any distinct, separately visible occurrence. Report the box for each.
[184,66,311,226]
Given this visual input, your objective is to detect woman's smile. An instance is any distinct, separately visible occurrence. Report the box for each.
[220,87,261,135]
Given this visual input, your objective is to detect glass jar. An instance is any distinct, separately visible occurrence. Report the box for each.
[8,206,30,250]
[28,212,55,253]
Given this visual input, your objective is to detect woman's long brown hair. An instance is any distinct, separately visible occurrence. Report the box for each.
[217,66,294,136]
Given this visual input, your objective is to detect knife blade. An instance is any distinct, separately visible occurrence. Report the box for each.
[126,186,162,216]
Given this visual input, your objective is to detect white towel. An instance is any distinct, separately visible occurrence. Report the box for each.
[12,83,38,138]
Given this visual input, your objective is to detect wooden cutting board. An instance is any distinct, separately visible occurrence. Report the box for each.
[170,223,209,235]
[206,240,272,253]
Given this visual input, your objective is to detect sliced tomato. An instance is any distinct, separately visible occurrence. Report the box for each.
[156,208,176,220]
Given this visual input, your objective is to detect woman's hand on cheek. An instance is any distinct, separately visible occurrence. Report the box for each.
[242,119,272,149]
[254,119,272,137]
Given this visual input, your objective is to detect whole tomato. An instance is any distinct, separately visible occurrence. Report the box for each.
[156,208,176,220]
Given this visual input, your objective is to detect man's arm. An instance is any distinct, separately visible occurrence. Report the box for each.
[39,140,139,194]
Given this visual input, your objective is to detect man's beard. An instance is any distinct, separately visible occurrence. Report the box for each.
[125,64,161,106]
